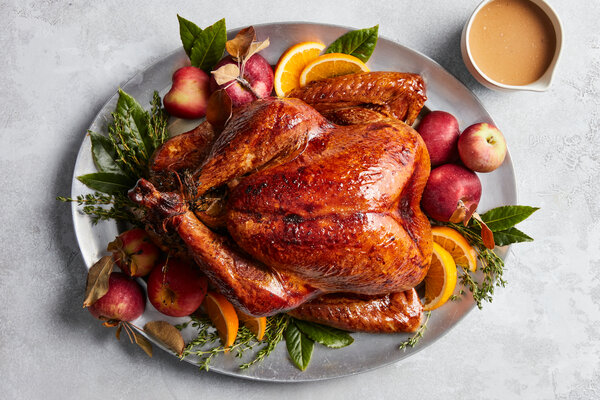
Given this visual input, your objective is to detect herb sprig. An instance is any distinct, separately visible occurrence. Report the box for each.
[438,204,538,308]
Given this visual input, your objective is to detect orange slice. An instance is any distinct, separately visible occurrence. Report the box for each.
[299,53,370,87]
[422,243,457,311]
[431,226,478,272]
[203,292,239,348]
[274,41,326,97]
[236,310,267,341]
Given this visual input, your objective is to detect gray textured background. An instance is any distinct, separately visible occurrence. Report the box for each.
[1,0,598,399]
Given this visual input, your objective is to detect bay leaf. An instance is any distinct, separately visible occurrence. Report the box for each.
[177,15,204,57]
[493,227,534,246]
[294,319,354,349]
[83,256,114,308]
[89,131,123,175]
[285,322,314,371]
[189,18,227,72]
[325,25,379,63]
[77,172,134,195]
[206,89,232,131]
[226,26,255,60]
[211,63,240,86]
[144,320,185,356]
[479,205,539,232]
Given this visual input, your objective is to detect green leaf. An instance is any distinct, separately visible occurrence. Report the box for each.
[115,89,151,155]
[177,15,204,57]
[89,131,123,174]
[284,322,314,371]
[77,172,135,195]
[493,227,534,246]
[325,25,379,63]
[189,18,227,72]
[293,319,354,349]
[480,205,539,232]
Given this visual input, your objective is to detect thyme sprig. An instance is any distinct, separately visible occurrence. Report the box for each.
[443,221,507,309]
[57,192,141,225]
[399,311,430,350]
[180,315,289,371]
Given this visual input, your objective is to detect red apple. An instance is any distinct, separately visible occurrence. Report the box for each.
[421,164,482,223]
[163,66,210,119]
[458,123,507,173]
[210,54,274,107]
[108,228,160,277]
[88,272,145,322]
[416,110,460,167]
[147,258,208,317]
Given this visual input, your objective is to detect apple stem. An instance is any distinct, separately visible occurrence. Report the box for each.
[235,76,262,100]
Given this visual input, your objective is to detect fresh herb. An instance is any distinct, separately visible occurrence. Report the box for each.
[325,25,379,63]
[57,192,141,225]
[293,319,354,349]
[76,172,134,195]
[479,205,539,245]
[60,90,168,224]
[436,204,537,308]
[102,90,168,185]
[177,16,227,73]
[285,320,314,371]
[399,311,431,350]
[181,314,289,371]
[239,314,289,369]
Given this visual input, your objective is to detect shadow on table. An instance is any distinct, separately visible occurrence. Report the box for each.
[48,101,112,345]
[426,26,485,96]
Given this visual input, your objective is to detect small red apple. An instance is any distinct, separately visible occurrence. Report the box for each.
[421,164,482,223]
[210,54,274,107]
[416,110,460,167]
[147,258,208,317]
[88,272,145,322]
[163,66,210,119]
[108,228,160,277]
[458,123,507,173]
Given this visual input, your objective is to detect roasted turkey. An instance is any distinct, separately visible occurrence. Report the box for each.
[130,72,433,333]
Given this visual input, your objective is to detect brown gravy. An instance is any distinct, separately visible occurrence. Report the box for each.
[469,0,556,85]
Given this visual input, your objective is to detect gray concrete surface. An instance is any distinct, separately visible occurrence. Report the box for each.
[1,0,598,398]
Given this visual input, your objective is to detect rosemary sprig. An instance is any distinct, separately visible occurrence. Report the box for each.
[399,311,430,350]
[57,192,141,225]
[444,221,507,309]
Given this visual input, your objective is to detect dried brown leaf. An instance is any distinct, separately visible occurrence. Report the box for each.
[472,212,496,249]
[83,256,114,308]
[245,38,270,61]
[134,331,153,357]
[206,89,232,131]
[144,320,185,356]
[463,203,478,226]
[212,63,240,86]
[226,26,255,59]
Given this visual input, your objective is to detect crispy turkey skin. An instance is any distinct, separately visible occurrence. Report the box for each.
[132,72,432,332]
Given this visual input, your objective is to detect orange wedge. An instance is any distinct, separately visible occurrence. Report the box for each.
[236,310,267,341]
[431,226,478,272]
[203,292,239,348]
[422,243,457,311]
[274,41,326,97]
[299,53,370,87]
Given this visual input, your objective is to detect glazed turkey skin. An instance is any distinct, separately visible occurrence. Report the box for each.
[132,72,433,330]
